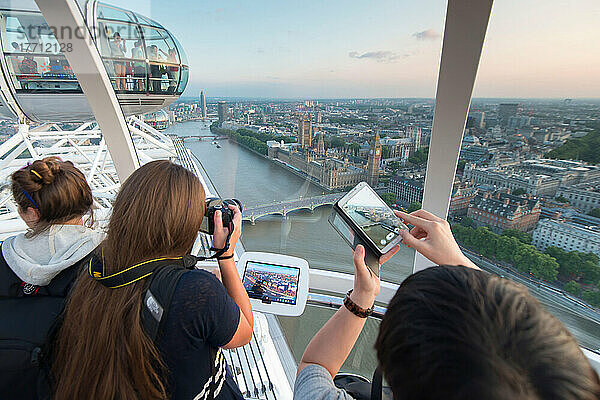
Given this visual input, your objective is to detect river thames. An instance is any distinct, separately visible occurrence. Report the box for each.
[167,120,600,375]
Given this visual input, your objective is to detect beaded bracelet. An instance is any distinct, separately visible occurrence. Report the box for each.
[343,289,374,318]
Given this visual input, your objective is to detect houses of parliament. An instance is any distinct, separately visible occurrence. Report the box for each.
[267,113,382,190]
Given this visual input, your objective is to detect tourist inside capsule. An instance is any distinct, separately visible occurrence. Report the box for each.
[295,209,600,400]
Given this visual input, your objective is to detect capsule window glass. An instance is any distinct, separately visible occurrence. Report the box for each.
[0,11,80,93]
[171,35,188,67]
[134,13,164,29]
[142,27,179,94]
[177,65,188,95]
[96,4,136,23]
[97,20,145,93]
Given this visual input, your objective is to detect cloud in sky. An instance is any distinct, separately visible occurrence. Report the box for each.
[412,29,440,41]
[348,50,403,63]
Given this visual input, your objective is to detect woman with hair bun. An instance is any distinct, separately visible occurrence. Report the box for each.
[0,156,103,399]
[2,156,102,289]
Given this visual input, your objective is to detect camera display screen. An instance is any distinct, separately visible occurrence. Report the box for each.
[340,185,406,251]
[242,261,300,305]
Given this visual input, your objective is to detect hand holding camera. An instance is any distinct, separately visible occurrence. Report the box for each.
[205,198,243,259]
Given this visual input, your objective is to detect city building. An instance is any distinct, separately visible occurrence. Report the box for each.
[459,136,491,163]
[498,103,518,126]
[449,182,478,216]
[366,131,382,186]
[407,126,422,150]
[471,111,485,129]
[389,176,424,205]
[463,163,562,196]
[217,101,227,124]
[556,182,600,213]
[532,219,600,257]
[389,176,476,215]
[467,191,541,233]
[316,131,325,155]
[298,113,313,148]
[200,90,207,118]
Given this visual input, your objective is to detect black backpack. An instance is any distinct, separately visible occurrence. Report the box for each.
[0,246,85,400]
[97,256,220,399]
[0,248,216,400]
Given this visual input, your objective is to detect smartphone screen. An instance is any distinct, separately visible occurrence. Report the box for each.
[337,182,407,254]
[329,210,381,276]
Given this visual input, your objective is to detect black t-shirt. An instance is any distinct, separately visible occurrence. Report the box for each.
[156,269,244,400]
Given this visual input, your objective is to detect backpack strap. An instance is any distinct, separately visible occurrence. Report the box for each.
[0,243,86,298]
[140,265,220,399]
[140,265,189,341]
[370,367,383,400]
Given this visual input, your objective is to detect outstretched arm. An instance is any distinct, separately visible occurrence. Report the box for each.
[298,244,399,378]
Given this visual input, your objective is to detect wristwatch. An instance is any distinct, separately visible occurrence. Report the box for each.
[343,289,374,318]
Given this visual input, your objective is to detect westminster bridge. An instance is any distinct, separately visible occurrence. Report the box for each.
[242,192,346,223]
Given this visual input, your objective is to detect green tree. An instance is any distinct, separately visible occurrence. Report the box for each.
[456,160,467,174]
[494,236,512,262]
[381,146,391,159]
[581,290,600,307]
[512,188,526,196]
[564,280,582,296]
[460,216,475,228]
[581,261,600,284]
[348,142,361,156]
[545,246,579,279]
[380,193,396,207]
[588,208,600,218]
[330,136,346,148]
[502,229,532,245]
[546,125,600,163]
[408,147,429,165]
[406,201,422,213]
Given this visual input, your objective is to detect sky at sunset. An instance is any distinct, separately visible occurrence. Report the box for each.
[114,0,600,99]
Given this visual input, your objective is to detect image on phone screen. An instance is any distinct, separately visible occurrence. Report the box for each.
[340,184,406,252]
[242,261,300,305]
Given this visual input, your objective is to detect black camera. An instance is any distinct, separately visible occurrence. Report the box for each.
[200,197,243,235]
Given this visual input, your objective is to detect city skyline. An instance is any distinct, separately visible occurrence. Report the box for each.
[113,0,600,99]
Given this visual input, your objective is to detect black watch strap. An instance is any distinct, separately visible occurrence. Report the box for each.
[343,289,374,318]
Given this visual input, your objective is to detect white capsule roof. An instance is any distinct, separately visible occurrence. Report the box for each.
[0,0,188,122]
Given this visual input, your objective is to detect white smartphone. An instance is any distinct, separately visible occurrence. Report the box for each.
[333,181,408,255]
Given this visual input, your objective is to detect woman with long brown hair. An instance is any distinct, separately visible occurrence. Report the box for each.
[52,160,253,400]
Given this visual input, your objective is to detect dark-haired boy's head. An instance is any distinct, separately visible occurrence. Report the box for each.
[375,266,600,400]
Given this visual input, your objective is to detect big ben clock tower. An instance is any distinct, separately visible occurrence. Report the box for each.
[366,131,382,186]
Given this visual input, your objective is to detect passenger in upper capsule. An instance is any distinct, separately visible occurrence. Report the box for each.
[110,32,127,91]
[295,209,600,400]
[51,160,252,400]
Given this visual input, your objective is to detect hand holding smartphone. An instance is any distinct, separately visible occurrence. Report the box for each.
[329,182,408,276]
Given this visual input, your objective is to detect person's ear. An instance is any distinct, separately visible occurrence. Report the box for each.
[20,206,41,226]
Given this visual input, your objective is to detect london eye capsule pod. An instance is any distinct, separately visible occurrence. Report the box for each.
[0,0,189,122]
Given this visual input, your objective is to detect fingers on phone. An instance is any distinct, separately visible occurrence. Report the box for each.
[395,210,431,228]
[410,209,444,222]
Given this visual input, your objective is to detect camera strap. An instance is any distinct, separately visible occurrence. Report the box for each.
[88,251,198,289]
[88,222,237,289]
[195,221,235,262]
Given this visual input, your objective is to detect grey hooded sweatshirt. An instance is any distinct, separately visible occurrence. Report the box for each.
[2,224,104,286]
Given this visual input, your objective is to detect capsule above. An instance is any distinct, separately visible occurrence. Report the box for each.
[0,0,189,122]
